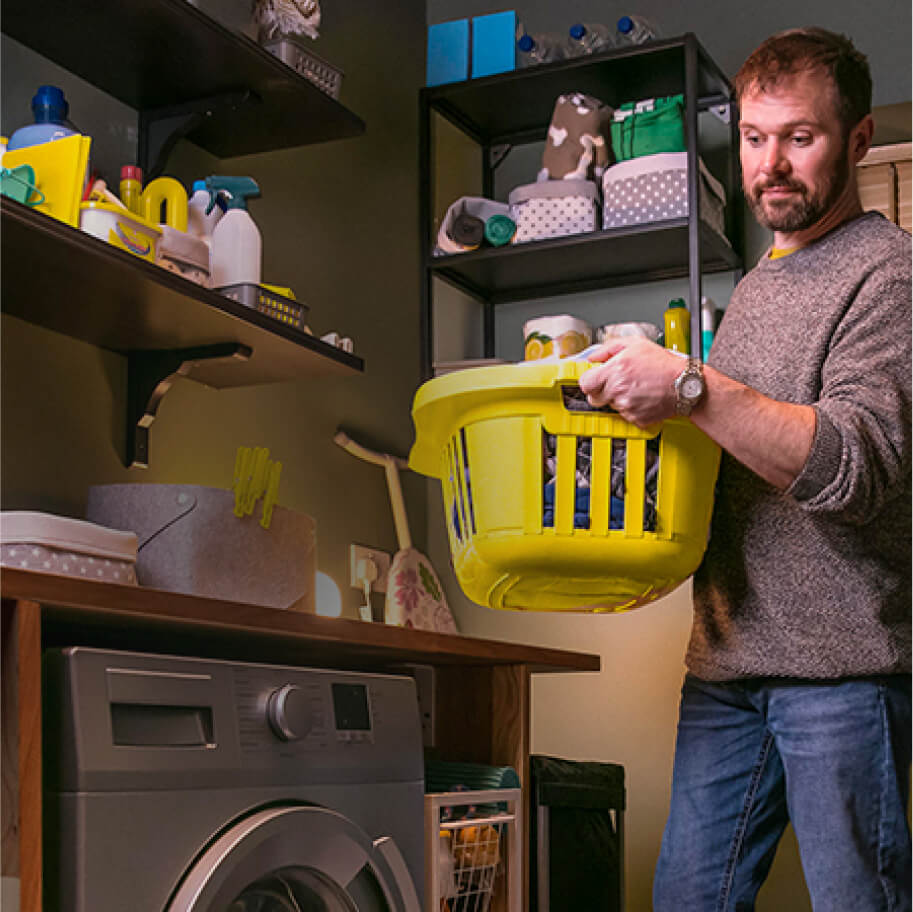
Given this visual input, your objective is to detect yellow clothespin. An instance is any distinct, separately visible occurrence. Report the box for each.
[260,461,282,529]
[244,447,270,515]
[233,446,253,517]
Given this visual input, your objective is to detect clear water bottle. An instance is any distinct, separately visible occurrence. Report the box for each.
[567,22,616,56]
[517,32,568,66]
[615,15,661,45]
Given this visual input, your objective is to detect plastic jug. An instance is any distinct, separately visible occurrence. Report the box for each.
[140,177,188,232]
[205,176,262,287]
[187,179,225,243]
[8,85,78,151]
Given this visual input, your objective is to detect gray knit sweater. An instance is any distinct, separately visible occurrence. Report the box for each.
[689,212,911,680]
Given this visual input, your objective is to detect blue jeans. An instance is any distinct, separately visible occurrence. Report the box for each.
[654,674,912,912]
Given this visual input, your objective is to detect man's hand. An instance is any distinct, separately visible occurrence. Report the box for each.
[579,337,686,427]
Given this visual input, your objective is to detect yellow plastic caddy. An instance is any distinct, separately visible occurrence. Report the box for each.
[409,360,721,612]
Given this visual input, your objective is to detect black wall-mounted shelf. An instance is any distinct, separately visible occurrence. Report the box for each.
[1,0,365,164]
[1,198,363,466]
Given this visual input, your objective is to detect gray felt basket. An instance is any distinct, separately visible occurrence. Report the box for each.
[86,484,315,611]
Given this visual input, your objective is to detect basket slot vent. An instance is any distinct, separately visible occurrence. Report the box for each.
[543,432,592,531]
[447,438,464,542]
[543,433,661,534]
[460,427,477,535]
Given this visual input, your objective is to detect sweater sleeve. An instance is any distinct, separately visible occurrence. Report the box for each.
[788,262,912,523]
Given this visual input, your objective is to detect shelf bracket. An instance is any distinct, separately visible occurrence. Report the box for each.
[138,90,256,179]
[126,342,252,469]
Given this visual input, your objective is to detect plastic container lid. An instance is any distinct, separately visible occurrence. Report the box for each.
[517,34,534,52]
[32,85,69,123]
[0,511,138,560]
[192,179,207,193]
[617,16,634,33]
[668,298,686,309]
[120,165,142,181]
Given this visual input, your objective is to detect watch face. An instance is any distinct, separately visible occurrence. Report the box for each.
[682,376,704,400]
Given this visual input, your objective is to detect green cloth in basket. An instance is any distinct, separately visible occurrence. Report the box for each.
[610,94,686,161]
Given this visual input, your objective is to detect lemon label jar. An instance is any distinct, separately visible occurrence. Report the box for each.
[523,315,592,360]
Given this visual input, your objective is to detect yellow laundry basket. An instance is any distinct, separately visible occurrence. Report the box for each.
[409,360,721,612]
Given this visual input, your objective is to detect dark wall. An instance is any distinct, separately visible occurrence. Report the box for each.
[0,0,427,616]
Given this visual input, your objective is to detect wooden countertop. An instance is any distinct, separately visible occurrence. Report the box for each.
[0,568,600,674]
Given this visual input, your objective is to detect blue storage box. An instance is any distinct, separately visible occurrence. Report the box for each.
[471,10,517,78]
[426,18,470,86]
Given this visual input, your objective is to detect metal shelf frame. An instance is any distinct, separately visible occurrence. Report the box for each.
[418,33,742,377]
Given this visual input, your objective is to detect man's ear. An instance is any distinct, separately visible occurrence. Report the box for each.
[850,114,875,164]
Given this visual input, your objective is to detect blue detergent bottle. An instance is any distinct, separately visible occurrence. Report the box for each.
[8,85,78,151]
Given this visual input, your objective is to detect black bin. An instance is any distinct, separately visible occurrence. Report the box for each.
[529,754,626,912]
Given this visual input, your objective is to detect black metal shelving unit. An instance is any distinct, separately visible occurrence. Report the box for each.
[1,0,367,467]
[418,33,742,377]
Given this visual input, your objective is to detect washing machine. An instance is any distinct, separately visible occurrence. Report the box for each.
[43,647,425,911]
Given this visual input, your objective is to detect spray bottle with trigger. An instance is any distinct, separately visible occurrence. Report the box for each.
[205,176,262,288]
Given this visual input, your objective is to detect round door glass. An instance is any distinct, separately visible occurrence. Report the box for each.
[168,805,409,912]
[227,864,377,912]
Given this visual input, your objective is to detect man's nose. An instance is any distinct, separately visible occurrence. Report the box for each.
[760,138,789,176]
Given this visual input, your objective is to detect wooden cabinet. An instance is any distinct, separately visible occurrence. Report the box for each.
[1,568,599,911]
[858,142,912,233]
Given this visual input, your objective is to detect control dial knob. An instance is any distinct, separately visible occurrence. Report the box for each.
[267,684,312,741]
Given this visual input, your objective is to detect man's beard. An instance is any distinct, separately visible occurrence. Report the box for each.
[744,148,851,233]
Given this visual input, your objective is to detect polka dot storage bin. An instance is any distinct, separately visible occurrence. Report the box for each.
[508,179,598,243]
[601,151,727,238]
[0,512,138,585]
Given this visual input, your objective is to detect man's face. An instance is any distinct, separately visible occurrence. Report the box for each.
[739,70,851,233]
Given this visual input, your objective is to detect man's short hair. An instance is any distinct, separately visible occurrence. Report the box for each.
[734,27,872,133]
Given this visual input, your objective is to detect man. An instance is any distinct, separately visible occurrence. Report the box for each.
[579,28,911,911]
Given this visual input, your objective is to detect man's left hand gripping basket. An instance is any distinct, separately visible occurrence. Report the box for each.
[409,361,721,612]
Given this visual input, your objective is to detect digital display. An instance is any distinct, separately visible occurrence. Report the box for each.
[331,683,371,731]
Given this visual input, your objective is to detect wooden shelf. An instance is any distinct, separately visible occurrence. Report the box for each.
[430,220,740,304]
[1,568,601,674]
[1,198,363,386]
[1,0,365,158]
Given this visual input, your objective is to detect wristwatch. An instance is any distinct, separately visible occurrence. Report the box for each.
[673,359,706,416]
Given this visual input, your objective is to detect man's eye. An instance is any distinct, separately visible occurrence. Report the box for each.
[791,134,812,146]
[742,133,762,147]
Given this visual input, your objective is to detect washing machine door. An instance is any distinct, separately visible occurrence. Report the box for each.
[166,805,420,912]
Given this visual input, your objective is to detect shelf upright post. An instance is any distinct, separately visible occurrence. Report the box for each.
[482,143,496,358]
[684,35,704,361]
[419,91,434,380]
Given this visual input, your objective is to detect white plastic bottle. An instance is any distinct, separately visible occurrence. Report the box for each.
[615,15,661,45]
[567,22,615,56]
[516,31,568,66]
[187,179,224,244]
[205,176,262,287]
[701,296,717,361]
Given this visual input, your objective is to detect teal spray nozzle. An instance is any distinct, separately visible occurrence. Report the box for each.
[204,175,260,215]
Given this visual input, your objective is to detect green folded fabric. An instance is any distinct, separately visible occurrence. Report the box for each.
[610,94,686,161]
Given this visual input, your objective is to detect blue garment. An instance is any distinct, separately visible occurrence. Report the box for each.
[654,674,912,911]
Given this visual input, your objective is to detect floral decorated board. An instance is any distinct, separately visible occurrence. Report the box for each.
[386,547,458,633]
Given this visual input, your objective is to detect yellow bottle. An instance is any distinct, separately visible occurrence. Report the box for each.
[119,165,143,214]
[664,298,691,354]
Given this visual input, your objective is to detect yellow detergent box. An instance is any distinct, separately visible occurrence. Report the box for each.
[79,200,162,262]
